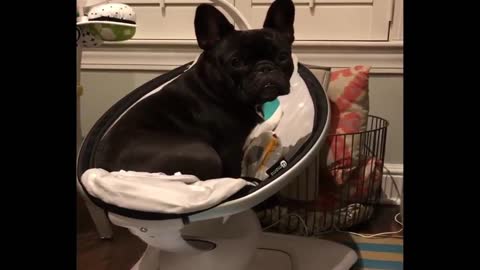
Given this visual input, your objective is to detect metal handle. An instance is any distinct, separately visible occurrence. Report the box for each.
[209,0,252,30]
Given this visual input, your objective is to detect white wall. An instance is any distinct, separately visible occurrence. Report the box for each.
[369,75,403,164]
[79,70,403,164]
[79,70,160,134]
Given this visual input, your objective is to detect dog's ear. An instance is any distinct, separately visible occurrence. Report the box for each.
[194,4,235,50]
[263,0,295,44]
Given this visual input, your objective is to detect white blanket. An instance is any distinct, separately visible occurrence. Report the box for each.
[81,169,253,213]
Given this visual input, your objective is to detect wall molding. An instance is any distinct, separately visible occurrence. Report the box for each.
[389,0,404,41]
[381,163,403,205]
[81,40,403,74]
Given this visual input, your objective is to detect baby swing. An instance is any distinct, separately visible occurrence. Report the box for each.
[77,0,358,269]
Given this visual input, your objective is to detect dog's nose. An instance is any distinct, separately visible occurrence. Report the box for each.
[256,62,275,73]
[260,65,273,73]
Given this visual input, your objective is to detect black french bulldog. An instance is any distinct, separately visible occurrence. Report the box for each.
[95,0,296,180]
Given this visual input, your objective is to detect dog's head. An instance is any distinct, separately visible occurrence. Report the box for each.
[194,0,295,105]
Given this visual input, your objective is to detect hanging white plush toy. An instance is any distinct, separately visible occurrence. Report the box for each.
[77,0,136,47]
[77,26,103,48]
[84,3,136,41]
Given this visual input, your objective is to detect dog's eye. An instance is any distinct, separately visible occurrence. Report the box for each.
[230,57,242,68]
[278,52,290,62]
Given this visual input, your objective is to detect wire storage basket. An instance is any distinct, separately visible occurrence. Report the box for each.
[257,115,389,236]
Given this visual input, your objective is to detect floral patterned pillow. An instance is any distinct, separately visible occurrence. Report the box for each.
[324,65,371,185]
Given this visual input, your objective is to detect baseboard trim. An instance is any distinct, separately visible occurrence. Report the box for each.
[380,163,403,205]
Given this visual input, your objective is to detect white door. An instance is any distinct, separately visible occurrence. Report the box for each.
[113,0,235,40]
[235,0,394,41]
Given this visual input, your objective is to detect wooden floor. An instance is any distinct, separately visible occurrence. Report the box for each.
[77,192,402,270]
[77,193,146,270]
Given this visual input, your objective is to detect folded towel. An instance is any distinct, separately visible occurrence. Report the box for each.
[81,169,252,213]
